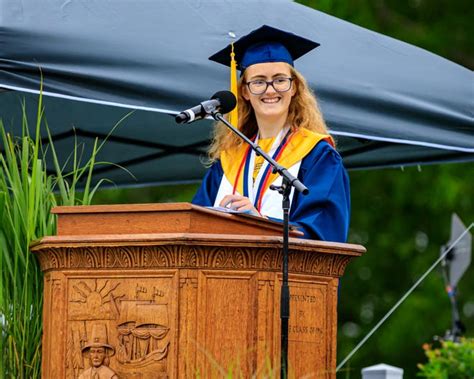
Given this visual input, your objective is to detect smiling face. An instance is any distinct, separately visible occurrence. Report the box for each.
[242,62,296,124]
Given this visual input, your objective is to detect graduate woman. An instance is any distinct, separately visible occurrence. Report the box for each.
[192,25,350,242]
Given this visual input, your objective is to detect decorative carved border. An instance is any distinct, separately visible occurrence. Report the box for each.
[35,245,353,277]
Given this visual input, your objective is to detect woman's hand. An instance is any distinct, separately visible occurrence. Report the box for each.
[219,194,261,216]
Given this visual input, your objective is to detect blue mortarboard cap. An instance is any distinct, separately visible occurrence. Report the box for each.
[209,25,320,70]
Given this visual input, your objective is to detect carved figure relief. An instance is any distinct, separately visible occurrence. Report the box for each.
[78,323,118,379]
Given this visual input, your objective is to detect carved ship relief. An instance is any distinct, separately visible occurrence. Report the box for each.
[116,300,170,368]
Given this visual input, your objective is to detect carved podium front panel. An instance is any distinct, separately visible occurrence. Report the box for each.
[32,204,364,378]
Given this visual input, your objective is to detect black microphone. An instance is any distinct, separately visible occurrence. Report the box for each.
[175,90,237,124]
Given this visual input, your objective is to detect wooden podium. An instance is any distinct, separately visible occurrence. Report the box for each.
[31,203,365,378]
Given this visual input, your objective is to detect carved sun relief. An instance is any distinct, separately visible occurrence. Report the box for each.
[70,279,123,320]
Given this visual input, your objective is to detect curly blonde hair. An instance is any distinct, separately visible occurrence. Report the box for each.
[208,64,330,161]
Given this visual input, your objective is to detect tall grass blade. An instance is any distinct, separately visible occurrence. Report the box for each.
[0,87,119,377]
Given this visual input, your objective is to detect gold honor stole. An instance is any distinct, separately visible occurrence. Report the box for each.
[220,127,334,205]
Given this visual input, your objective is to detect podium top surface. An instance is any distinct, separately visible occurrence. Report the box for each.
[53,202,200,214]
[52,202,304,237]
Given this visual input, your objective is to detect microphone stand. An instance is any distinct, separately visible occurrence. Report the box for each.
[211,111,308,378]
[440,246,466,341]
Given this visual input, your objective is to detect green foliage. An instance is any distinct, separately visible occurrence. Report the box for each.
[0,122,50,378]
[0,91,106,377]
[298,0,473,69]
[418,338,474,378]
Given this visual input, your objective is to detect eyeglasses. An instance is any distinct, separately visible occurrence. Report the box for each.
[245,77,294,95]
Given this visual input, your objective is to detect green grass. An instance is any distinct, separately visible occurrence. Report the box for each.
[0,88,119,378]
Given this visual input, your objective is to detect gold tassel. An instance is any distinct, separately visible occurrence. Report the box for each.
[229,43,239,127]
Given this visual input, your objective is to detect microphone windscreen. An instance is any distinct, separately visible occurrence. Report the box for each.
[211,90,237,114]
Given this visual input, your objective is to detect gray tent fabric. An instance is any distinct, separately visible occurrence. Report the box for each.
[1,0,473,187]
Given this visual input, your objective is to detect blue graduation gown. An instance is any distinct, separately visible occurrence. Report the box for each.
[192,141,350,242]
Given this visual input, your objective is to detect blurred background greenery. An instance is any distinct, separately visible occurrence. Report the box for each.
[91,1,473,377]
